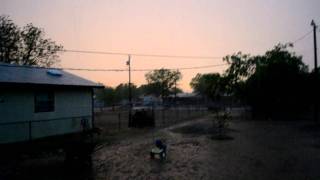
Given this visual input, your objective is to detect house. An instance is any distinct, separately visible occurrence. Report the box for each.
[140,95,162,106]
[0,63,103,144]
[167,92,202,106]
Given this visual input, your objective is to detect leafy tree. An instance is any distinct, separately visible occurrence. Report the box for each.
[221,43,310,119]
[114,83,139,102]
[138,83,183,97]
[0,16,20,63]
[95,86,116,106]
[95,83,141,106]
[222,52,255,96]
[244,44,309,119]
[0,15,63,67]
[223,52,255,83]
[190,73,225,100]
[174,87,184,94]
[191,52,254,102]
[193,43,312,119]
[145,68,182,99]
[138,83,162,97]
[19,24,63,67]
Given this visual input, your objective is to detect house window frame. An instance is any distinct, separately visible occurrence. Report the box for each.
[34,91,55,113]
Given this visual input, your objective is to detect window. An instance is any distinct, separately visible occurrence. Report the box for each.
[34,92,54,113]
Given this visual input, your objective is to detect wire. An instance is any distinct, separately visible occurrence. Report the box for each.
[292,30,313,44]
[130,64,228,72]
[176,63,227,70]
[60,49,128,56]
[60,49,223,60]
[0,63,228,72]
[59,28,315,61]
[61,67,127,72]
[0,63,127,71]
[2,29,313,74]
[64,63,228,72]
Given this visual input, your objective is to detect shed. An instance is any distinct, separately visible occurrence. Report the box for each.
[0,63,103,144]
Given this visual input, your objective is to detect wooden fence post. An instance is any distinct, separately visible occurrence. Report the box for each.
[162,109,165,126]
[118,113,121,130]
[29,121,32,141]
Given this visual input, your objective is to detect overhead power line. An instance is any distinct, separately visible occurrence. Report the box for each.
[292,30,313,44]
[61,63,228,72]
[129,63,228,72]
[59,28,316,60]
[2,29,310,74]
[172,63,227,70]
[0,63,228,72]
[60,49,223,60]
[57,29,316,62]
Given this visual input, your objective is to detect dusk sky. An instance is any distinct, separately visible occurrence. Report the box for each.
[1,0,320,92]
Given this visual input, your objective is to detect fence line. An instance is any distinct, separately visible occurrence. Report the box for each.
[94,106,208,132]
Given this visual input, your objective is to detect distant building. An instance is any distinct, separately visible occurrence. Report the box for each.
[167,92,202,106]
[141,95,162,106]
[0,63,103,144]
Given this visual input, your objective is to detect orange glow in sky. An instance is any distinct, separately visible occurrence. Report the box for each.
[1,0,320,92]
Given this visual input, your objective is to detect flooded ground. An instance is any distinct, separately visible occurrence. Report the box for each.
[1,115,320,180]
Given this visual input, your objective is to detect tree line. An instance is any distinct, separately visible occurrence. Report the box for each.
[95,69,183,106]
[191,43,319,120]
[1,15,318,120]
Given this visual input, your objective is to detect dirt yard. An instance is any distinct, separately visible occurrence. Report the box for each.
[1,115,320,180]
[92,116,320,180]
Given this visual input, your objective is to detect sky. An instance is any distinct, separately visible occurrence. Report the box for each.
[1,0,320,92]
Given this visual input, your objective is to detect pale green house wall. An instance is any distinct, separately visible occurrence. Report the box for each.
[0,88,93,144]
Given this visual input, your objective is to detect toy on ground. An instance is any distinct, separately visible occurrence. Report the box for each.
[150,139,167,160]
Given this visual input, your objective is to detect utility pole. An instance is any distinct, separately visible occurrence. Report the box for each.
[311,20,318,73]
[127,55,132,127]
[174,69,178,106]
[311,20,318,122]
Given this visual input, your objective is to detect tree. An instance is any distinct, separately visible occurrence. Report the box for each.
[244,44,309,119]
[114,83,139,103]
[145,68,182,99]
[190,73,225,100]
[95,83,141,106]
[138,83,183,96]
[223,43,310,119]
[0,15,63,67]
[0,16,21,63]
[138,83,162,97]
[95,86,116,106]
[222,52,255,96]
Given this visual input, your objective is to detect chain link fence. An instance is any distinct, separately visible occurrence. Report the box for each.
[94,106,208,132]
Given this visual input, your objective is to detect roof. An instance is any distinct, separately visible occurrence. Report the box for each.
[0,63,104,88]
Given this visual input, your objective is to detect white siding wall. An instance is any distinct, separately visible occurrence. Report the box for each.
[0,88,93,144]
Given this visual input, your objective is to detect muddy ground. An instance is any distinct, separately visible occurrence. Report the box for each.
[1,115,320,180]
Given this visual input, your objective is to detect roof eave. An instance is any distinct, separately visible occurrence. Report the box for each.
[0,82,104,89]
